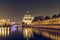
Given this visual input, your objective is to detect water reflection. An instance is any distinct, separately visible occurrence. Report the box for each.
[0,27,10,37]
[33,28,60,40]
[0,26,60,40]
[23,28,33,39]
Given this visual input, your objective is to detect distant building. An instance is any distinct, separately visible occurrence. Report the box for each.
[0,19,11,37]
[31,13,60,26]
[0,19,10,26]
[23,11,32,25]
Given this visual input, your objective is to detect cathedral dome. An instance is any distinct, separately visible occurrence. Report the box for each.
[23,11,32,25]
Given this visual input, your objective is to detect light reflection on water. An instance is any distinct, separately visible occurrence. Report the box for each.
[0,27,10,37]
[23,28,33,38]
[33,28,60,40]
[0,26,60,40]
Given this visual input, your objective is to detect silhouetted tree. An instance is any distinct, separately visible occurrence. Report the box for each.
[52,14,57,18]
[32,16,44,22]
[32,17,38,21]
[39,16,44,21]
[58,13,60,17]
[44,16,50,20]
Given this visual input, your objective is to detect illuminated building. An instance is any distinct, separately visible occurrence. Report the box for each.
[0,19,11,37]
[0,27,10,37]
[23,11,32,25]
[0,19,10,26]
[31,15,60,27]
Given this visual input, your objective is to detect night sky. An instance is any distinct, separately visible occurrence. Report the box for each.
[0,0,60,22]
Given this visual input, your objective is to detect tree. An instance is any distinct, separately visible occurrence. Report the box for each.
[32,17,38,22]
[38,16,44,21]
[52,14,57,18]
[58,13,60,17]
[32,16,44,22]
[44,16,50,20]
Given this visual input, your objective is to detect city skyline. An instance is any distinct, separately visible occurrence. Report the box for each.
[0,0,60,21]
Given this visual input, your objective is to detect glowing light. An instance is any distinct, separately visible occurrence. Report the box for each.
[0,27,10,37]
[1,28,5,36]
[23,11,32,25]
[0,28,1,35]
[11,25,17,32]
[23,28,33,38]
[32,16,34,21]
[11,22,16,25]
[8,27,9,36]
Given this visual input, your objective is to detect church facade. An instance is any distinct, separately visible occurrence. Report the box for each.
[23,11,32,25]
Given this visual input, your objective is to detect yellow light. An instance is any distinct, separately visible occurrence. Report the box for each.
[8,27,9,36]
[0,28,1,35]
[23,28,33,38]
[25,29,28,36]
[5,27,6,37]
[0,27,10,37]
[1,28,5,36]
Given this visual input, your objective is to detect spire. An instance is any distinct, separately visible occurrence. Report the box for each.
[24,11,31,17]
[26,11,29,15]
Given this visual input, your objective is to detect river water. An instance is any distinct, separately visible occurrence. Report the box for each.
[0,27,51,40]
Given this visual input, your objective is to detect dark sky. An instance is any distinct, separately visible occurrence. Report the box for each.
[0,0,60,22]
